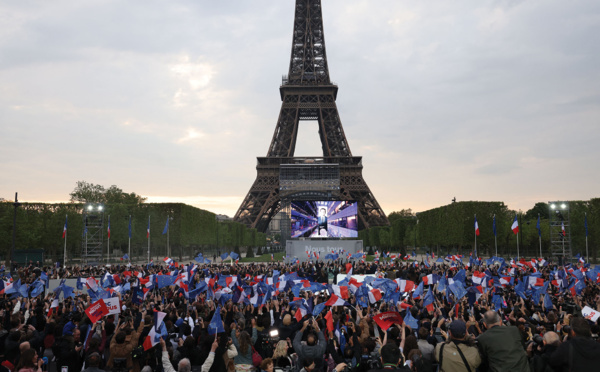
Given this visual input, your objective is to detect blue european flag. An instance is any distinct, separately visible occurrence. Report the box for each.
[312,302,326,317]
[403,310,419,329]
[208,307,226,335]
[162,217,169,235]
[157,275,176,289]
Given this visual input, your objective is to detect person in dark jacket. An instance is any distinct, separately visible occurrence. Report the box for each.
[293,320,327,372]
[367,343,410,372]
[525,331,558,372]
[476,311,529,372]
[53,326,83,372]
[548,317,600,372]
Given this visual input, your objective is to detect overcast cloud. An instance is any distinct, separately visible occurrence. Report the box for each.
[1,0,599,217]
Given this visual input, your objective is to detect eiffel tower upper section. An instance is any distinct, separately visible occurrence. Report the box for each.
[234,0,388,232]
[267,0,351,159]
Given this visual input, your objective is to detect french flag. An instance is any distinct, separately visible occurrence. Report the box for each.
[395,279,415,292]
[62,216,68,239]
[325,294,348,307]
[499,277,512,287]
[528,277,545,288]
[107,216,111,239]
[422,274,436,286]
[271,254,274,261]
[143,327,159,351]
[147,217,150,238]
[368,288,383,303]
[561,222,566,237]
[472,271,485,285]
[86,277,99,292]
[294,304,307,323]
[348,277,362,293]
[329,285,349,300]
[164,257,173,265]
[154,311,167,331]
[47,299,59,317]
[474,216,480,236]
[511,215,519,234]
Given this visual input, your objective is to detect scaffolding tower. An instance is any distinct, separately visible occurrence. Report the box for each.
[81,204,104,265]
[549,201,571,263]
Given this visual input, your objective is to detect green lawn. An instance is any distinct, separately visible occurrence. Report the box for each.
[239,253,384,263]
[240,252,286,262]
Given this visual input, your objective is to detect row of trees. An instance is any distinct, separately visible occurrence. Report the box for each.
[0,202,266,262]
[360,200,600,261]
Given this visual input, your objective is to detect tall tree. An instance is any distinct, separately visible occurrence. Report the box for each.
[524,202,549,220]
[69,181,146,204]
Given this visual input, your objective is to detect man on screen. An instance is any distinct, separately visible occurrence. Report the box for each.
[317,208,328,236]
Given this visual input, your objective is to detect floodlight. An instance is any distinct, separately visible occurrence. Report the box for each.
[98,205,103,211]
[561,204,566,209]
[87,205,93,211]
[550,204,556,209]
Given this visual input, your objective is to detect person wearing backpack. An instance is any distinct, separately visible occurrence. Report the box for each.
[434,320,481,372]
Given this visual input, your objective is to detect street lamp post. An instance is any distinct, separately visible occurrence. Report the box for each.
[215,216,220,260]
[10,192,20,273]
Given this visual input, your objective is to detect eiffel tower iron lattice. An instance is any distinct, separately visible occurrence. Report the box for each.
[234,0,388,233]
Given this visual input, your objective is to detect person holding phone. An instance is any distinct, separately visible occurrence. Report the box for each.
[107,312,145,371]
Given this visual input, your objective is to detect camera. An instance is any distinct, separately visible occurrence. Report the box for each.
[530,334,543,346]
[112,358,128,372]
[261,328,280,353]
[361,352,382,370]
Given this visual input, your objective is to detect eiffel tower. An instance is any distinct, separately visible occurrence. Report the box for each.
[234,0,388,233]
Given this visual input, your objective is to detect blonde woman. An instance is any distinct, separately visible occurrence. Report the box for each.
[272,340,292,368]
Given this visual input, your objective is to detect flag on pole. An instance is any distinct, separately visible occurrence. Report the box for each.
[536,215,541,237]
[208,307,225,335]
[107,216,111,239]
[128,216,132,239]
[511,215,519,234]
[271,253,274,261]
[121,254,129,261]
[62,215,68,239]
[493,215,496,237]
[561,222,566,237]
[585,214,588,237]
[147,217,150,238]
[162,217,169,235]
[474,216,480,236]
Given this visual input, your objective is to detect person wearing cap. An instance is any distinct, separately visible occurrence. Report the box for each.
[434,319,481,372]
[54,322,83,372]
[477,310,529,372]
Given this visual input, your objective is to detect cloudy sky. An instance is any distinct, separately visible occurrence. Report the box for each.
[1,0,599,218]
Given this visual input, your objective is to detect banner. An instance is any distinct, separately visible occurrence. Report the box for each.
[102,297,121,315]
[582,306,600,322]
[85,299,109,324]
[373,311,404,331]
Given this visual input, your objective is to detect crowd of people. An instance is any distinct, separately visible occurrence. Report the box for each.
[1,254,600,372]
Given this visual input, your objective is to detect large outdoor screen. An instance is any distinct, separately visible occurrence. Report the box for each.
[291,201,358,238]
